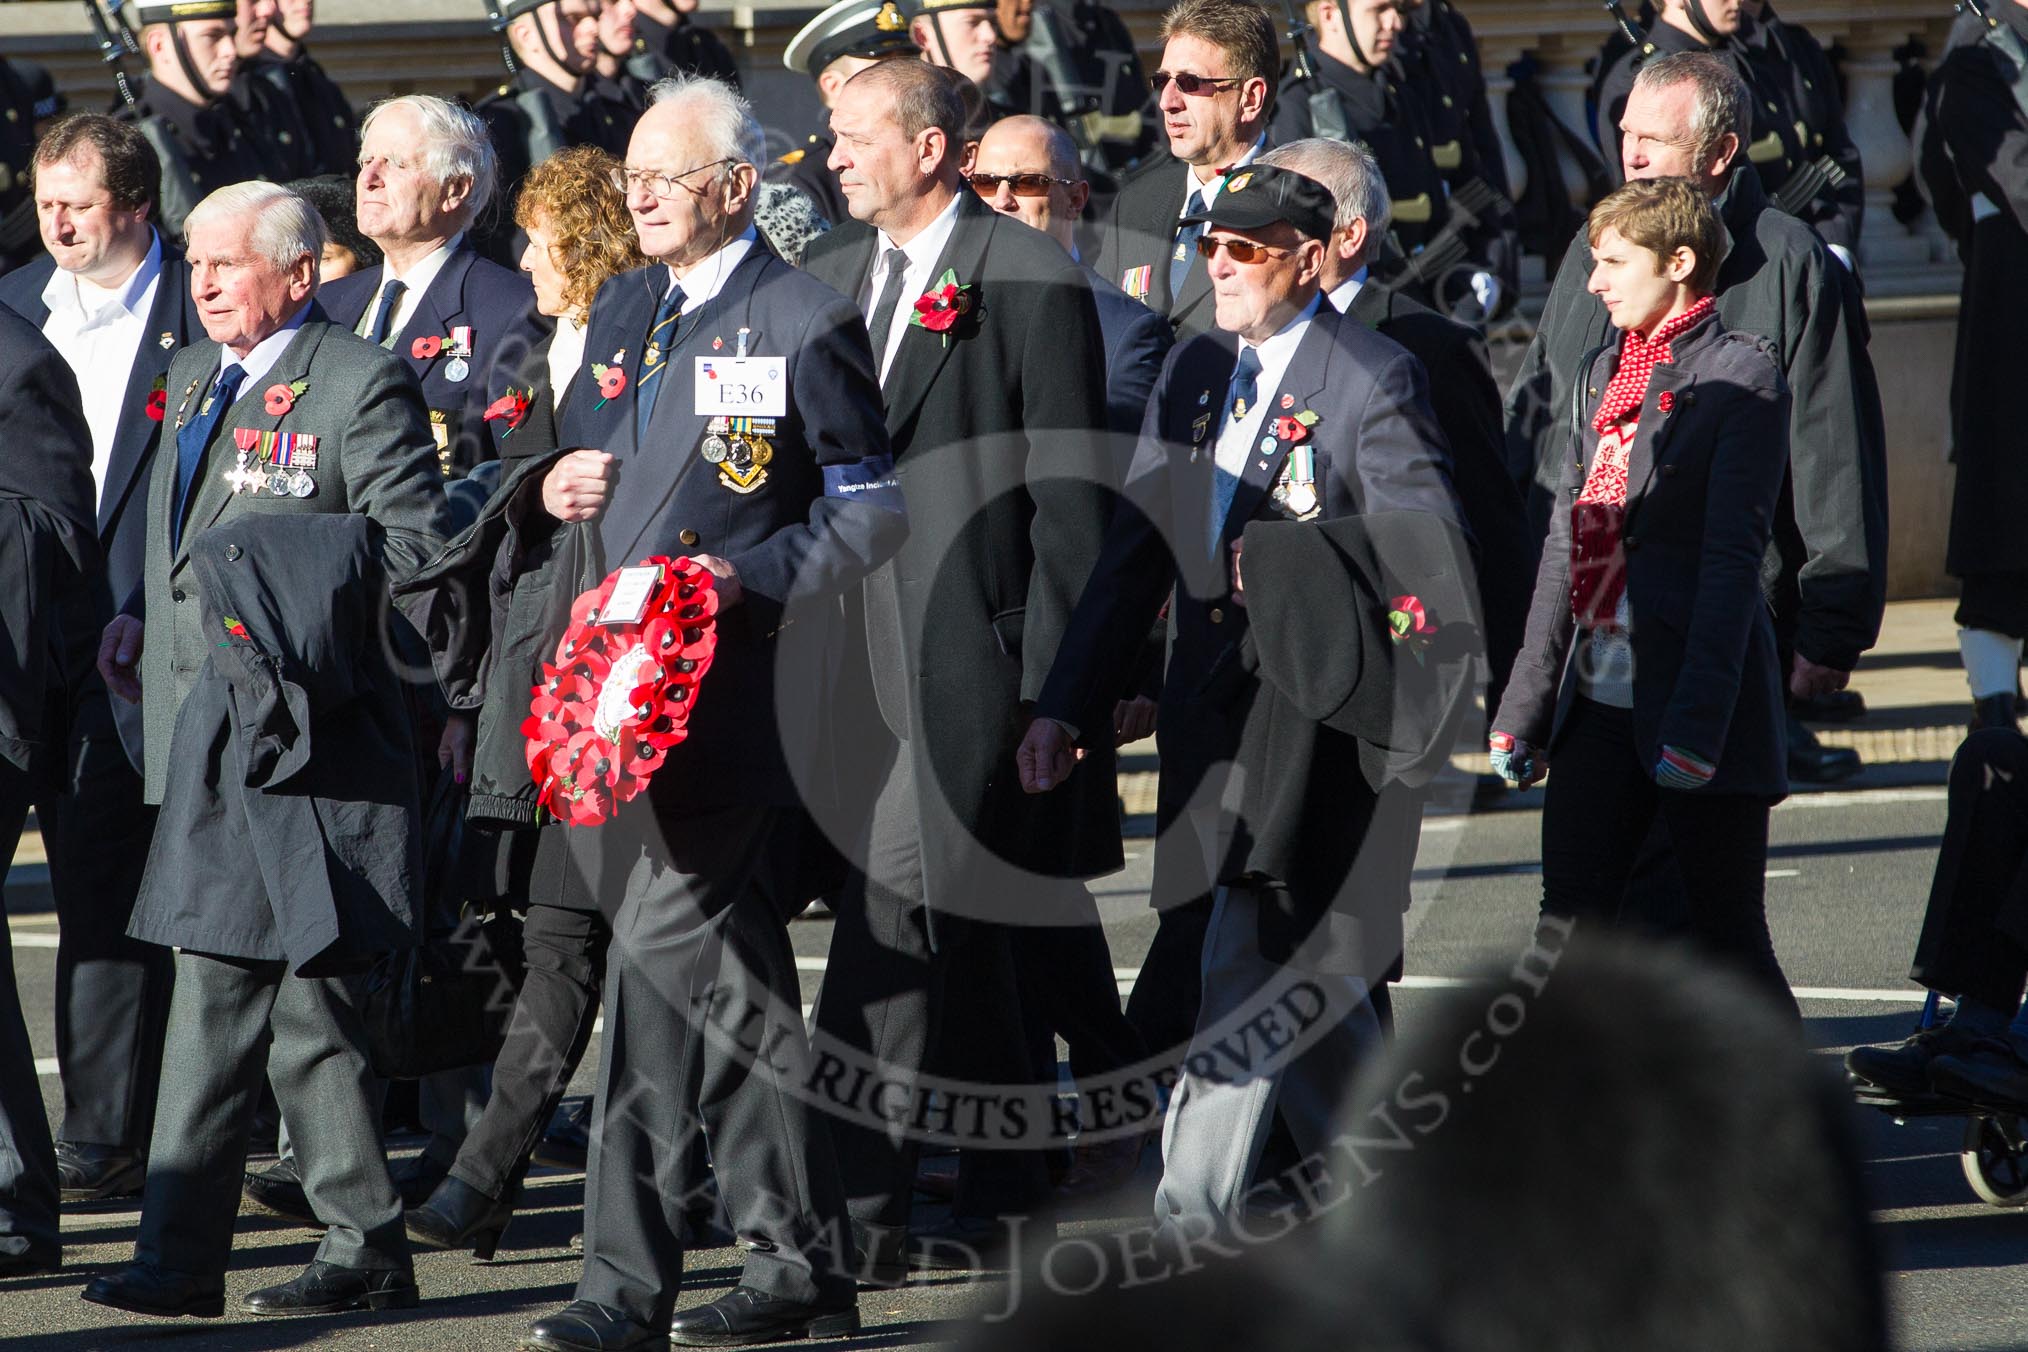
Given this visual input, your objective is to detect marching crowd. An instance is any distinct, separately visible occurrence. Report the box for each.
[0,0,2022,1346]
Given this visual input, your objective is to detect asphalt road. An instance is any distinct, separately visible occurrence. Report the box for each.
[0,776,2008,1351]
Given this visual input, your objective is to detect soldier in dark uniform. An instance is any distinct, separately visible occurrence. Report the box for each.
[769,0,917,227]
[473,0,618,264]
[250,0,360,178]
[996,0,1149,173]
[584,0,649,146]
[226,0,318,182]
[1272,0,1506,320]
[119,0,264,238]
[908,0,1018,119]
[1397,0,1518,306]
[0,58,63,273]
[1918,0,2028,729]
[1594,0,1856,259]
[1738,0,1863,264]
[631,0,740,86]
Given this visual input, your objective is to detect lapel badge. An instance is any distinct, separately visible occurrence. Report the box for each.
[712,336,724,351]
[1191,412,1210,443]
[1197,389,1210,407]
[158,331,175,350]
[1280,393,1294,409]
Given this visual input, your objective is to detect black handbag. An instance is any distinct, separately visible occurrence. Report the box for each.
[360,773,524,1080]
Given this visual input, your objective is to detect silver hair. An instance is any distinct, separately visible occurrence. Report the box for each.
[647,75,768,173]
[1261,138,1392,264]
[185,181,328,276]
[360,94,499,229]
[1633,51,1751,168]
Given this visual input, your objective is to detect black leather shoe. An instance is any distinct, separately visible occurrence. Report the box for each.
[407,1175,514,1261]
[244,1260,418,1316]
[530,1099,592,1171]
[522,1299,666,1351]
[1847,1022,1994,1097]
[1787,716,1861,783]
[81,1263,224,1318]
[1931,1045,2028,1110]
[669,1287,858,1346]
[56,1141,145,1204]
[848,1220,907,1288]
[0,1250,59,1278]
[390,1154,450,1209]
[242,1160,326,1230]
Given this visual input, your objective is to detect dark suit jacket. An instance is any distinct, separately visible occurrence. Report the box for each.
[1036,300,1463,876]
[0,306,99,774]
[555,242,905,815]
[128,514,421,975]
[803,191,1124,909]
[321,245,551,477]
[1494,312,1791,799]
[1345,280,1530,703]
[0,236,202,764]
[1090,267,1173,445]
[1097,148,1224,340]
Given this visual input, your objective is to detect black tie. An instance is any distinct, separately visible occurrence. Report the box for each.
[864,248,912,378]
[635,281,686,445]
[173,365,244,551]
[1172,188,1207,299]
[366,277,405,347]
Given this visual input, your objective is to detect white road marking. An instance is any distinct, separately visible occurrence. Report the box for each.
[1766,869,1802,878]
[1775,786,1947,810]
[35,1058,55,1076]
[9,934,58,948]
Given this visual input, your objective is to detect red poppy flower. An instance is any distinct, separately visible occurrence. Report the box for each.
[482,387,532,432]
[411,334,443,361]
[264,382,299,415]
[523,556,720,826]
[1657,390,1675,413]
[1272,415,1310,444]
[1387,594,1438,655]
[598,367,627,400]
[222,616,250,642]
[145,389,167,422]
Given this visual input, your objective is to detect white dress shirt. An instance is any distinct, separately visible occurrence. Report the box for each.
[219,304,312,389]
[362,232,464,342]
[40,232,164,507]
[667,224,757,310]
[861,192,964,382]
[1212,294,1320,482]
[548,312,588,410]
[1180,134,1267,220]
[1326,267,1371,314]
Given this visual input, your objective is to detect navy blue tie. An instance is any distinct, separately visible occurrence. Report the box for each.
[1208,346,1262,556]
[173,365,244,551]
[365,277,405,347]
[1171,188,1207,301]
[634,281,686,446]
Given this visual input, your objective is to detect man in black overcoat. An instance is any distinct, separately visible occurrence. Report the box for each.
[801,56,1120,1273]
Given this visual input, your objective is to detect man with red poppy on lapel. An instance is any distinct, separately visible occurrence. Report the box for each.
[519,74,905,1351]
[0,112,202,1207]
[1017,163,1464,1244]
[84,179,451,1321]
[320,94,549,481]
[799,56,1120,1275]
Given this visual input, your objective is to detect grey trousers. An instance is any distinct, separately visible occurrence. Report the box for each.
[136,950,409,1278]
[1152,882,1380,1232]
[275,1063,490,1172]
[576,807,852,1326]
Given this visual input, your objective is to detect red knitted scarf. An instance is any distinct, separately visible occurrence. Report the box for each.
[1571,297,1714,629]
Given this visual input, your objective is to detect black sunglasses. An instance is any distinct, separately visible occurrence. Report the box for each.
[967,171,1077,198]
[1149,70,1243,96]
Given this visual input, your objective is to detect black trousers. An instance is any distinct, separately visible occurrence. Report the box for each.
[0,756,57,1262]
[577,806,852,1324]
[1012,907,1148,1090]
[812,752,1048,1251]
[39,717,171,1149]
[450,827,612,1202]
[1912,729,2028,1010]
[1956,571,2028,641]
[1540,698,1792,1011]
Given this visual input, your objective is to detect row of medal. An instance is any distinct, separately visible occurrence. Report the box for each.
[226,428,319,498]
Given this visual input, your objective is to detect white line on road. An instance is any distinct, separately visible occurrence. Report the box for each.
[1776,786,1947,810]
[10,934,57,948]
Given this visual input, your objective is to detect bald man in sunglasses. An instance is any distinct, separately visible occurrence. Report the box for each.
[1019,164,1464,1241]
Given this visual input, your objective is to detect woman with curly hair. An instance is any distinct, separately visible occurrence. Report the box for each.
[515,144,648,431]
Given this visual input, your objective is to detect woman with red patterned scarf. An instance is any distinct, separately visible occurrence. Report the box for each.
[1490,177,1798,1010]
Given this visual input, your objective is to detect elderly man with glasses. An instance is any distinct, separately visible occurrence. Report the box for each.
[1098,0,1276,341]
[1018,162,1463,1245]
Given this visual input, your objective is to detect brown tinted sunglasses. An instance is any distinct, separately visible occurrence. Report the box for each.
[1149,70,1242,95]
[967,172,1077,197]
[1196,235,1296,264]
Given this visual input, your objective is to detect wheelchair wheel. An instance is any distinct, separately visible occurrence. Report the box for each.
[1961,1114,2028,1207]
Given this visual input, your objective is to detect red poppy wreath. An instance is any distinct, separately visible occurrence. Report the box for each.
[522,556,720,825]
